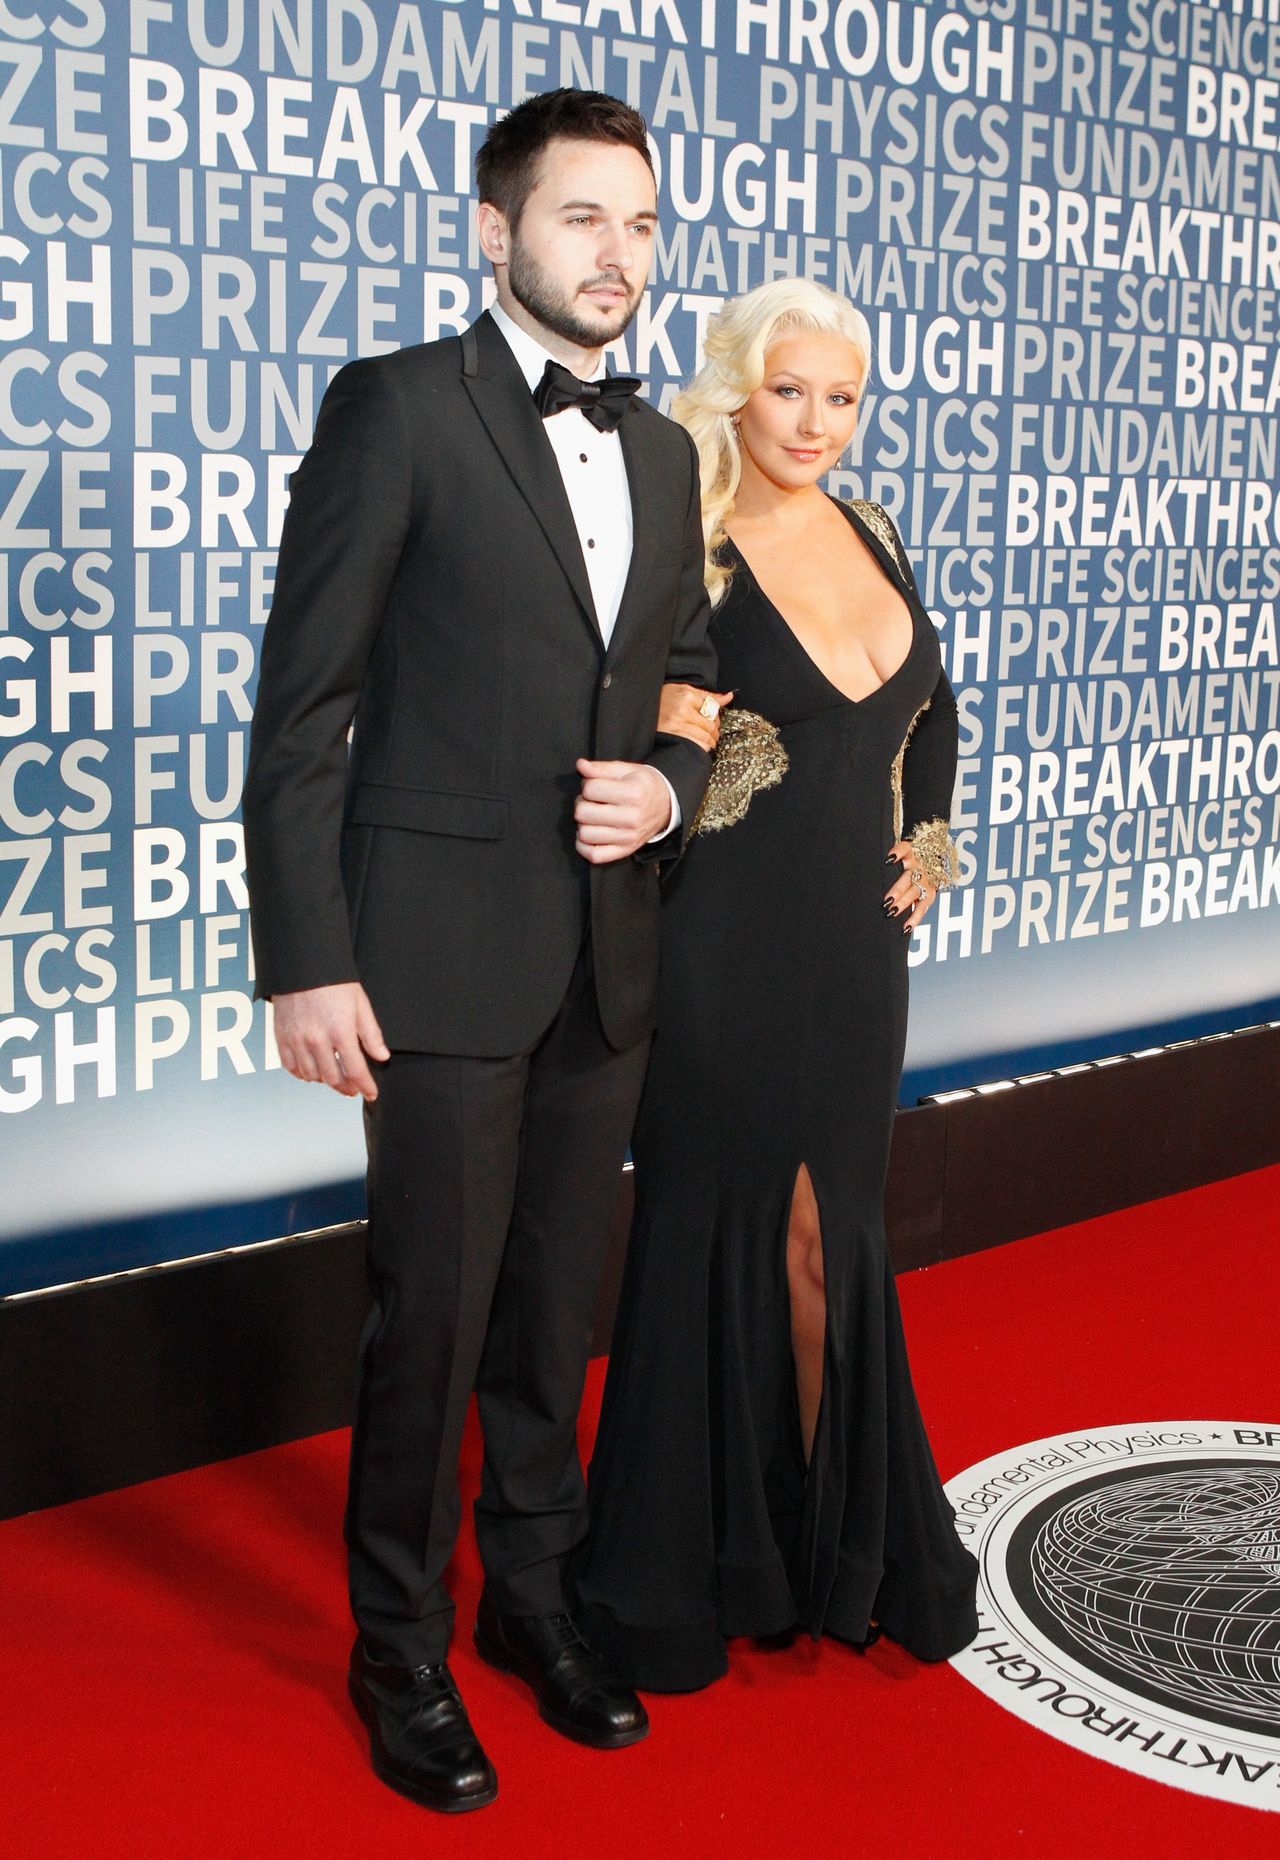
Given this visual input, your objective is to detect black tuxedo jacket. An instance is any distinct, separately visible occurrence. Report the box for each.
[243,311,715,1056]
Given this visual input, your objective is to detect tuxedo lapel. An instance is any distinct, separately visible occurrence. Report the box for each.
[605,404,657,665]
[460,314,602,648]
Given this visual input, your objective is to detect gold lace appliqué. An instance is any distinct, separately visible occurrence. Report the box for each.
[905,817,959,892]
[890,702,959,887]
[847,499,911,581]
[890,702,929,841]
[888,707,958,888]
[692,708,789,835]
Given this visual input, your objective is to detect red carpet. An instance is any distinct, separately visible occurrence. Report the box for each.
[2,1167,1277,1859]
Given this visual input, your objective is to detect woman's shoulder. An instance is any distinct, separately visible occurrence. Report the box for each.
[838,498,912,577]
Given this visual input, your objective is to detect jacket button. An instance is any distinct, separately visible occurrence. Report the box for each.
[601,672,612,689]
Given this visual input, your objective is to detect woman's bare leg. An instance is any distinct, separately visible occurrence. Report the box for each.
[786,1163,826,1464]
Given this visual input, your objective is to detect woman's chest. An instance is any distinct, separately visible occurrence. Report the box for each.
[727,532,915,705]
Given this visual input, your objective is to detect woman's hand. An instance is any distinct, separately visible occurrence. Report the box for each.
[883,839,937,934]
[658,683,734,753]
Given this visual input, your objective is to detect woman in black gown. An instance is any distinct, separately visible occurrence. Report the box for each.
[573,278,979,1692]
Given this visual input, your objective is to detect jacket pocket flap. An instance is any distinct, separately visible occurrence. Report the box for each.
[349,783,508,839]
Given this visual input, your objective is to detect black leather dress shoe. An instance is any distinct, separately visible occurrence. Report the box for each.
[348,1640,498,1813]
[473,1594,649,1749]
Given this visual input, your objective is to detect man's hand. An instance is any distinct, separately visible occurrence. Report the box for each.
[574,758,672,864]
[271,981,390,1101]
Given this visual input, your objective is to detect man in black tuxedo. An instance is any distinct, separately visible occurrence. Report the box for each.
[243,90,716,1812]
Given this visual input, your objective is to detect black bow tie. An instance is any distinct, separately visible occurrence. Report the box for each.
[532,359,641,434]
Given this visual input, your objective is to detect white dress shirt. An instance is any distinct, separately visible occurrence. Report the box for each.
[489,300,633,644]
[489,300,679,838]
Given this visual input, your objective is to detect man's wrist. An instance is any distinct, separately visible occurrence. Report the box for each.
[645,767,681,842]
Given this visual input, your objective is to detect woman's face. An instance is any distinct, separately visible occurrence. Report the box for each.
[735,329,864,492]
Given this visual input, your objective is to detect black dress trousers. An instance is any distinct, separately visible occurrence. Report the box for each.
[345,940,650,1669]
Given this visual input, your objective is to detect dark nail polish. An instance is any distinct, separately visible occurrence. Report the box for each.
[884,853,896,864]
[883,901,894,915]
[902,922,913,936]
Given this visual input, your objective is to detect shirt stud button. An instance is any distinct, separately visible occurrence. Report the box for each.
[587,538,595,549]
[579,453,588,463]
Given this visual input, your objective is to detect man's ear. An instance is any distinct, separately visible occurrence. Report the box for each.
[476,202,509,268]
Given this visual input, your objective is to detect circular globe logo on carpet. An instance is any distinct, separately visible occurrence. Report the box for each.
[944,1425,1280,1810]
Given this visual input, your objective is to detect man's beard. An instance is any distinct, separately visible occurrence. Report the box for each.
[507,241,639,349]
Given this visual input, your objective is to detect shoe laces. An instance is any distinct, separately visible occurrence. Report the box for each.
[406,1663,458,1709]
[543,1612,589,1653]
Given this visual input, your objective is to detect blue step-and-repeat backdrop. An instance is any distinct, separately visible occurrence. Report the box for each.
[1,0,1278,1291]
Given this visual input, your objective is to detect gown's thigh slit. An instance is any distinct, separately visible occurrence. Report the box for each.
[784,1162,827,1467]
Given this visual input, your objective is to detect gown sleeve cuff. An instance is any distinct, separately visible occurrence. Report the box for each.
[903,817,960,891]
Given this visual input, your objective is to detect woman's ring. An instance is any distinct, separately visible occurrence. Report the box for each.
[915,881,927,901]
[698,694,720,721]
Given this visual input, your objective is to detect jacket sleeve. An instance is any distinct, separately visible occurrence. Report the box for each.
[242,358,412,997]
[637,425,717,863]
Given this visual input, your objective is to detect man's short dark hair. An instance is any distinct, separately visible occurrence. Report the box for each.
[476,89,653,230]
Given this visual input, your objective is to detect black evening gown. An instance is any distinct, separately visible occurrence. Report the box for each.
[573,499,979,1692]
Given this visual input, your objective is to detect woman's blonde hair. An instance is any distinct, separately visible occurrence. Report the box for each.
[672,277,872,605]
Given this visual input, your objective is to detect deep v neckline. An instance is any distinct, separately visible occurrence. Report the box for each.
[725,498,919,710]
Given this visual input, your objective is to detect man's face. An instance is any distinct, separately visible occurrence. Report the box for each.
[493,137,658,351]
